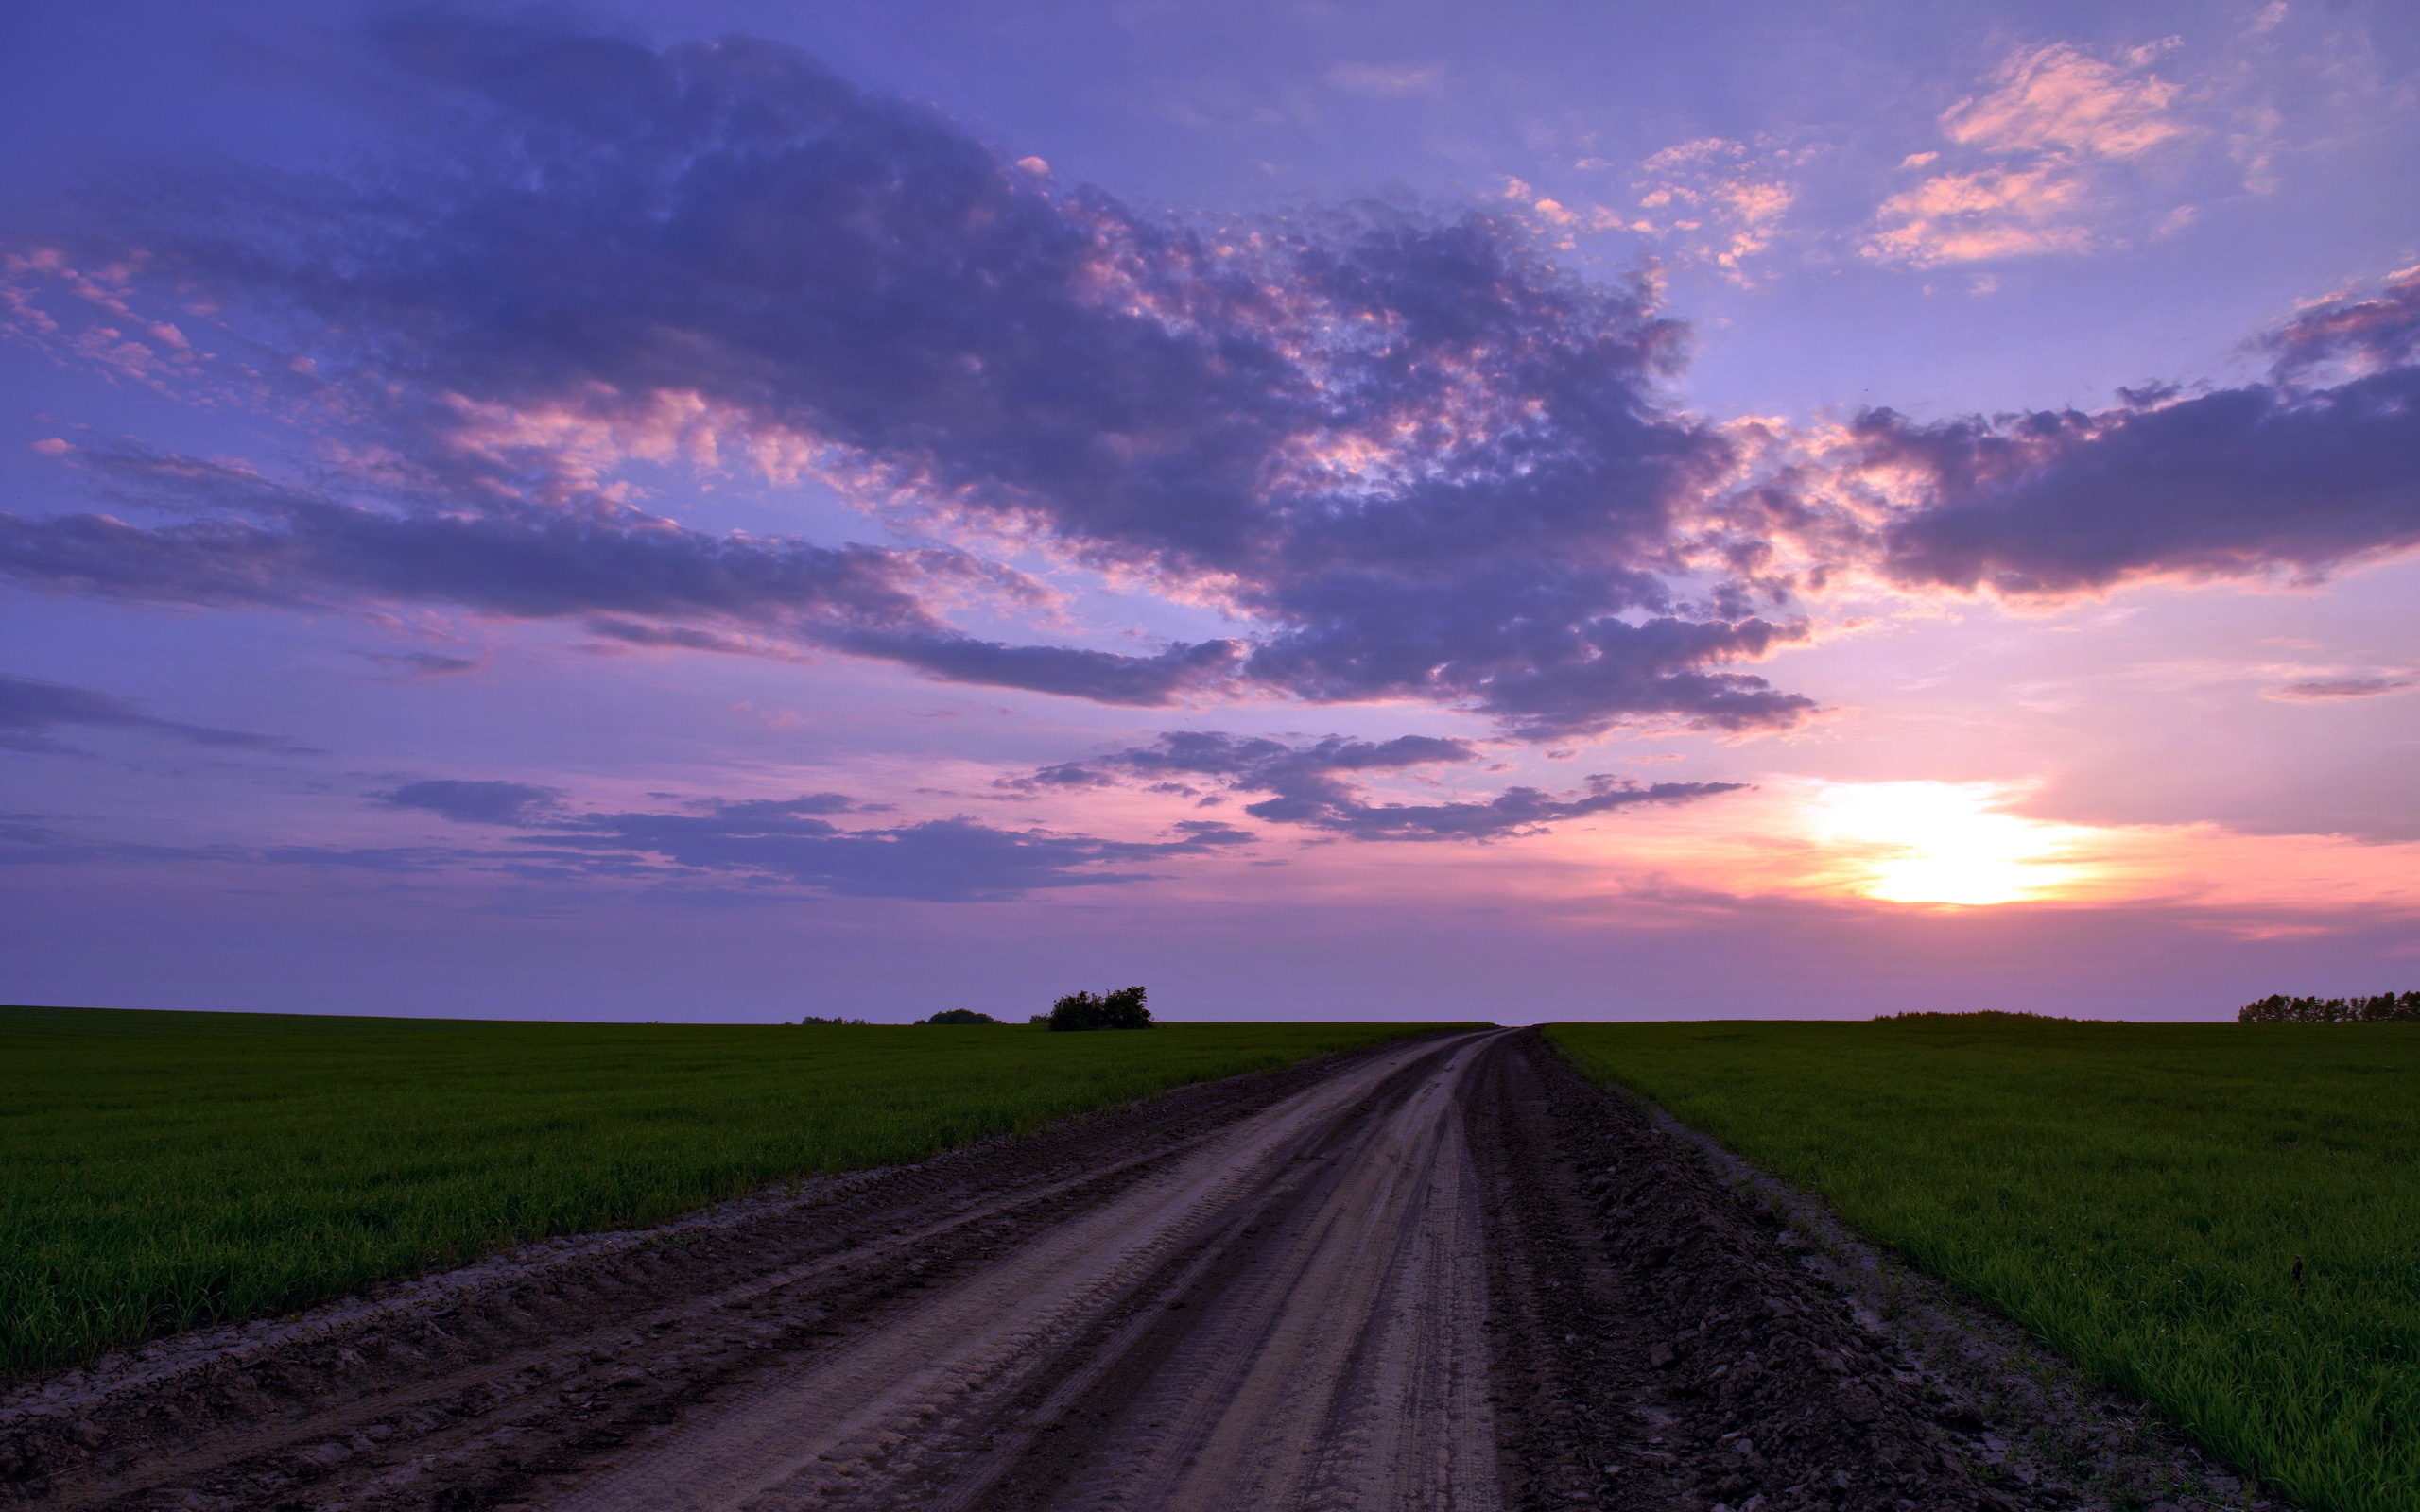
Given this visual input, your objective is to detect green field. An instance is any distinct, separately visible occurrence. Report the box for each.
[1547,1017,2420,1512]
[0,1005,1435,1380]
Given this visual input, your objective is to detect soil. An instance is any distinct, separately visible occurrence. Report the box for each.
[1,1030,2289,1512]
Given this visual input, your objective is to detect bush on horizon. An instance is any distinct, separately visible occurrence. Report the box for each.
[1042,986,1153,1031]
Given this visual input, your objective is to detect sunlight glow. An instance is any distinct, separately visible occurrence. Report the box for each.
[1809,781,2091,905]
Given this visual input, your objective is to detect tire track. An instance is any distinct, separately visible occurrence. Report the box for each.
[537,1030,1504,1512]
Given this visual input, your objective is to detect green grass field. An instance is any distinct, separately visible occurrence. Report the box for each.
[0,1005,1436,1381]
[1547,1017,2420,1512]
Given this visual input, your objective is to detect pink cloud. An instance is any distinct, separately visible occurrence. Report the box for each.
[1866,41,2192,268]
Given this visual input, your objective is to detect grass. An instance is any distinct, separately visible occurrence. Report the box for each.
[0,1005,1440,1381]
[1546,1017,2420,1512]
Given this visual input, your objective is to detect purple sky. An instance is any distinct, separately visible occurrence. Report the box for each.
[5,1,2418,1023]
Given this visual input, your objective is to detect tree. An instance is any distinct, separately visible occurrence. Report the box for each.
[917,1008,999,1025]
[1046,985,1153,1030]
[2238,991,2420,1022]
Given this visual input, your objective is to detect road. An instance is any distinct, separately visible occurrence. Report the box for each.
[544,1028,1503,1512]
[9,1030,2031,1512]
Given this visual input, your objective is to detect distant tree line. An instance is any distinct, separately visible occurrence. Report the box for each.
[1032,986,1153,1031]
[794,990,1156,1029]
[2238,992,2420,1023]
[1871,1010,2077,1024]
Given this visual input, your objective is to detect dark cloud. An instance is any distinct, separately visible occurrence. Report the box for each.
[3,10,1812,737]
[2262,268,2420,382]
[1011,730,1746,840]
[362,650,484,678]
[523,798,1254,902]
[2,445,1235,706]
[4,787,1251,902]
[0,673,289,754]
[381,778,566,825]
[2268,674,2416,701]
[1858,274,2420,597]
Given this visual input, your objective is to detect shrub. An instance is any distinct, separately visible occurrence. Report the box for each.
[1046,986,1153,1031]
[797,1016,870,1025]
[916,1009,1000,1025]
[2237,991,2420,1023]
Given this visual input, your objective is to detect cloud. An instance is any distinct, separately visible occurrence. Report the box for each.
[1866,41,2188,266]
[522,798,1254,901]
[1788,268,2420,598]
[0,11,1813,740]
[1847,349,2420,595]
[2267,674,2417,701]
[4,784,1255,902]
[1622,139,1801,284]
[1940,42,2186,159]
[2262,266,2420,383]
[1010,730,1746,841]
[2,442,1238,706]
[0,673,291,754]
[362,649,484,678]
[381,779,566,825]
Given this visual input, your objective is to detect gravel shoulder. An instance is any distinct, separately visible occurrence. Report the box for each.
[2,1029,2285,1512]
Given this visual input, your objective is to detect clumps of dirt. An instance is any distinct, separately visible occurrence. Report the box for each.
[1478,1030,2285,1512]
[1475,1031,2012,1511]
[1649,1099,2283,1512]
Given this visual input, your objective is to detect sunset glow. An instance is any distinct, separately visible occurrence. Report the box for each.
[1808,782,2091,906]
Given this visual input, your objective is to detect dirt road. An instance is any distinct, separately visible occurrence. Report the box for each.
[6,1030,2227,1512]
[546,1028,1501,1512]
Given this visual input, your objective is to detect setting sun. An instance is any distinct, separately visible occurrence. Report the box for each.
[1810,782,2091,906]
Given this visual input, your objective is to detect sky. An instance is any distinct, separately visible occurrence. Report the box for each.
[3,0,2417,1024]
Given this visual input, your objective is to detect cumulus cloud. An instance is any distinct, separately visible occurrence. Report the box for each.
[1841,344,2420,597]
[1866,41,2188,266]
[1748,266,2420,600]
[0,10,1812,739]
[1009,730,1745,840]
[0,673,292,754]
[13,13,2411,729]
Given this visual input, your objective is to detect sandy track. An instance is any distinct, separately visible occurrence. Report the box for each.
[544,1029,1503,1512]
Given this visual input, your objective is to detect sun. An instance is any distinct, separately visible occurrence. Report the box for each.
[1809,782,2090,906]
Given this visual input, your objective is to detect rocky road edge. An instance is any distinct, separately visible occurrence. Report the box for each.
[1486,1033,2288,1512]
[0,1034,1443,1509]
